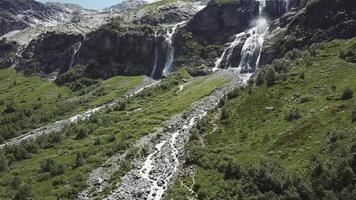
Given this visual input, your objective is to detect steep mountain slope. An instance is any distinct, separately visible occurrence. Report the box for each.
[0,0,355,199]
[0,0,84,36]
[165,37,356,200]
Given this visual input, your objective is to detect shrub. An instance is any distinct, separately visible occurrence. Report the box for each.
[14,183,32,200]
[265,67,276,87]
[341,87,353,100]
[74,152,85,168]
[299,72,305,79]
[352,107,356,122]
[221,108,229,120]
[299,95,313,104]
[11,176,22,189]
[4,102,16,113]
[190,128,200,141]
[75,126,89,140]
[0,152,8,172]
[285,108,302,121]
[255,71,264,86]
[114,102,127,111]
[94,137,101,146]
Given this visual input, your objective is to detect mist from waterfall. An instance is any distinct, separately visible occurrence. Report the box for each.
[162,21,185,77]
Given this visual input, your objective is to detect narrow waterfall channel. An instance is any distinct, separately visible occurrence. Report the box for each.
[68,42,81,69]
[150,30,160,78]
[213,32,246,71]
[215,0,291,83]
[162,21,185,77]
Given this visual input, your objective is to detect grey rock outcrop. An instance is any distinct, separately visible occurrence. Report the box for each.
[16,32,84,76]
[261,0,356,65]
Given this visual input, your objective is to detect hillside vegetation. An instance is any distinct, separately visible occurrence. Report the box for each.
[0,69,144,144]
[0,69,228,199]
[165,38,356,200]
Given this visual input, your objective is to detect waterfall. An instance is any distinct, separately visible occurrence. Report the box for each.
[213,32,246,71]
[68,42,81,69]
[285,0,290,12]
[237,0,268,72]
[162,21,186,77]
[150,30,160,78]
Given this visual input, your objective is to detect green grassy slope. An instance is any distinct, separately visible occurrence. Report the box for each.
[165,38,356,199]
[0,69,143,143]
[0,70,228,199]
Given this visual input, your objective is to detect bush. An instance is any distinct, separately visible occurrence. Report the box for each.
[341,87,353,100]
[299,96,313,104]
[75,126,89,140]
[255,71,264,86]
[74,152,85,168]
[114,102,127,111]
[40,158,65,176]
[352,107,356,122]
[265,67,276,87]
[221,108,229,120]
[285,108,302,121]
[11,176,22,189]
[190,128,200,141]
[4,102,16,113]
[14,183,32,200]
[94,137,101,146]
[0,153,8,172]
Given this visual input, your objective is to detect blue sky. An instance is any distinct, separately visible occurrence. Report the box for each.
[36,0,121,10]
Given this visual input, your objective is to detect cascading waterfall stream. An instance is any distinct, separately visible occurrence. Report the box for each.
[236,0,268,76]
[68,42,81,69]
[162,21,186,77]
[213,0,295,84]
[213,32,246,71]
[150,30,160,78]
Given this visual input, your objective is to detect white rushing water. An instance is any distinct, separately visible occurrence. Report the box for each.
[137,115,203,200]
[214,0,268,82]
[213,32,246,71]
[237,0,268,73]
[162,21,186,77]
[68,42,82,69]
[150,30,160,78]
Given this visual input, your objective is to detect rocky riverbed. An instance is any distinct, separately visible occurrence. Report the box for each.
[81,70,244,200]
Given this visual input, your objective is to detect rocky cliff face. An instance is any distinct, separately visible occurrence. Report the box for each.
[0,0,79,36]
[0,39,18,68]
[131,0,205,26]
[186,0,258,42]
[261,0,356,64]
[1,0,355,83]
[16,32,84,76]
[104,0,146,12]
[69,24,160,80]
